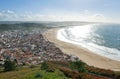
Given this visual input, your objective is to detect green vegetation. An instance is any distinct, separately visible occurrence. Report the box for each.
[47,61,120,79]
[41,62,55,73]
[70,60,87,73]
[0,61,120,79]
[4,60,16,71]
[40,62,49,70]
[0,23,52,32]
[115,72,120,79]
[0,65,71,79]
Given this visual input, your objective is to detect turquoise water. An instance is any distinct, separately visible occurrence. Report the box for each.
[57,24,120,61]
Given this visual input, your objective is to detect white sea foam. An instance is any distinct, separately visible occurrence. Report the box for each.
[57,26,120,61]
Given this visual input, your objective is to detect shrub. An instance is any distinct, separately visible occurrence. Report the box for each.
[29,65,36,68]
[59,67,82,79]
[70,60,87,73]
[46,67,55,72]
[4,60,16,71]
[85,66,115,77]
[41,62,49,70]
[35,73,43,78]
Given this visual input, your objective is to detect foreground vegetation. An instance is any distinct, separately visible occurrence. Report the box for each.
[0,60,120,79]
[0,65,70,79]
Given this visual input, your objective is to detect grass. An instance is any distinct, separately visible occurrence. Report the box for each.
[0,65,71,79]
[0,61,120,79]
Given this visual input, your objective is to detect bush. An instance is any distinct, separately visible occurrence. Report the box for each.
[41,62,49,70]
[85,66,115,77]
[46,67,55,72]
[59,67,82,79]
[29,65,36,68]
[70,60,87,73]
[4,60,16,71]
[35,73,43,78]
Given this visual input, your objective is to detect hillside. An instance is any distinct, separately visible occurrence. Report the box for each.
[0,61,120,79]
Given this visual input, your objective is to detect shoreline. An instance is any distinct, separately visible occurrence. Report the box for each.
[44,28,120,71]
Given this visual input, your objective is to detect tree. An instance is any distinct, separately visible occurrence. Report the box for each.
[4,60,16,71]
[41,62,49,70]
[70,60,87,73]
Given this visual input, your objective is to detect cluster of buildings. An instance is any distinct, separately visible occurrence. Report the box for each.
[0,30,78,65]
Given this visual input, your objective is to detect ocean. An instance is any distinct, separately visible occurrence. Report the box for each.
[57,24,120,61]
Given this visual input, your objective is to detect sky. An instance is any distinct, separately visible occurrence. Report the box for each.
[0,0,120,23]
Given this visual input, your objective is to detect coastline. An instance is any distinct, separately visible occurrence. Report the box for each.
[44,28,120,71]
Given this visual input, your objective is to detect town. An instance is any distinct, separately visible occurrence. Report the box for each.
[0,30,77,65]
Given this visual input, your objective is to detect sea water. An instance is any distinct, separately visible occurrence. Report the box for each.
[57,24,120,61]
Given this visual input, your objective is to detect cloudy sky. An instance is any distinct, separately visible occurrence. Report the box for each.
[0,0,120,23]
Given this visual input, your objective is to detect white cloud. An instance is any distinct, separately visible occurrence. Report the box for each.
[0,10,112,22]
[2,10,15,14]
[0,10,18,20]
[88,14,107,22]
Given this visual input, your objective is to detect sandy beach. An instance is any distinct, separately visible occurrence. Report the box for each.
[44,28,120,71]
